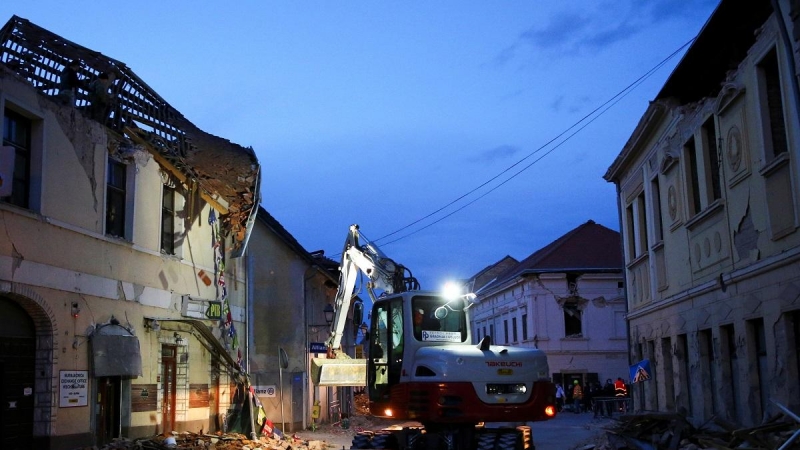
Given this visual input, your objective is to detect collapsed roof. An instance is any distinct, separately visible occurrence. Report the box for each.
[0,15,261,256]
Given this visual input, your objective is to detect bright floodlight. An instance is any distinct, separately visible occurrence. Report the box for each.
[442,281,462,300]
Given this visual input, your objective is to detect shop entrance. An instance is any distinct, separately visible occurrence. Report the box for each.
[96,377,121,445]
[0,298,36,449]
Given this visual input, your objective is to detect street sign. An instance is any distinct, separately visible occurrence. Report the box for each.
[205,301,222,319]
[630,359,652,383]
[310,342,327,354]
[253,385,276,398]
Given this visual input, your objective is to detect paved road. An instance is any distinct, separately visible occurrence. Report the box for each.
[295,411,614,449]
[527,411,613,449]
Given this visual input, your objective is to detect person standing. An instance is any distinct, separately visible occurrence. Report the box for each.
[87,71,117,122]
[555,384,565,412]
[571,380,583,414]
[57,59,82,106]
[603,379,615,416]
[614,377,628,412]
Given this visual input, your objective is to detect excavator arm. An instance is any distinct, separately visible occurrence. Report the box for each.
[326,224,417,351]
[311,224,418,386]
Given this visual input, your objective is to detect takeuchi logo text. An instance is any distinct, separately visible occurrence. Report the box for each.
[486,361,522,367]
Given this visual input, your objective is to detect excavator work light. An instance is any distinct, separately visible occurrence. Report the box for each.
[545,405,556,417]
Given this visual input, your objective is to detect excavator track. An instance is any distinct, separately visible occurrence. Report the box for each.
[350,425,534,450]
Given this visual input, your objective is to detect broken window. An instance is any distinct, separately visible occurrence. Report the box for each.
[685,136,703,215]
[161,184,176,254]
[106,159,127,238]
[563,300,582,337]
[512,317,518,342]
[521,314,528,341]
[2,108,32,208]
[756,47,788,159]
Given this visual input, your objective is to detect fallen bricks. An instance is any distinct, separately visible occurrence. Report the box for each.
[585,411,800,450]
[73,431,332,450]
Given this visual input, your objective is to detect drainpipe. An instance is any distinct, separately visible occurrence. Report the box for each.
[302,265,320,431]
[246,252,254,375]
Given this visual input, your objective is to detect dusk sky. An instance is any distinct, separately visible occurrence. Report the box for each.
[2,1,719,289]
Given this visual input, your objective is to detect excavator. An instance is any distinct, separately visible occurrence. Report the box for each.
[311,224,556,449]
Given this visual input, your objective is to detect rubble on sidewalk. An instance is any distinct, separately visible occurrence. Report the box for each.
[580,411,800,450]
[74,430,338,450]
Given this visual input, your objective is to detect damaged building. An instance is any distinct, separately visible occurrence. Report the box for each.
[603,0,800,427]
[0,15,261,449]
[468,220,628,388]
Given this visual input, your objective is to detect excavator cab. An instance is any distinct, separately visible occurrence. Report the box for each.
[367,292,470,418]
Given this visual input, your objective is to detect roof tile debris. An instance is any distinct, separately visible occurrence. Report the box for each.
[0,15,261,255]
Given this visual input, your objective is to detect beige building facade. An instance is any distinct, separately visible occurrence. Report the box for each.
[247,208,350,433]
[1,17,260,449]
[604,0,800,426]
[469,221,628,389]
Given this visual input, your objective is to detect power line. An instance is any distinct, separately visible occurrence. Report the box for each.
[373,35,697,247]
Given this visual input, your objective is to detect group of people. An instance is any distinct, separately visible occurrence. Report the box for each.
[555,377,628,417]
[56,59,118,122]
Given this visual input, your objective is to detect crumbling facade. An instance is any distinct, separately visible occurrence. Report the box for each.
[0,16,260,449]
[604,0,800,427]
[469,221,628,388]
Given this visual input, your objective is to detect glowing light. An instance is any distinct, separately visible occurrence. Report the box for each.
[442,281,462,299]
[383,408,394,417]
[545,405,556,417]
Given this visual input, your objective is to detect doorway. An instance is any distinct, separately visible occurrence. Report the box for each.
[0,298,36,449]
[161,345,177,433]
[96,377,121,445]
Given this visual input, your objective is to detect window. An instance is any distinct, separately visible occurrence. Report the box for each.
[684,117,722,217]
[161,185,176,254]
[503,320,509,344]
[651,177,664,243]
[702,117,721,201]
[521,314,528,341]
[757,48,788,159]
[1,109,32,208]
[625,192,649,259]
[106,159,127,238]
[512,317,518,342]
[563,301,582,337]
[686,136,702,215]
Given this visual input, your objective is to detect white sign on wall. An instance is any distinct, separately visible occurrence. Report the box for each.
[59,370,88,407]
[253,385,277,398]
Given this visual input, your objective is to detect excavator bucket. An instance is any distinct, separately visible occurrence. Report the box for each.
[310,358,367,386]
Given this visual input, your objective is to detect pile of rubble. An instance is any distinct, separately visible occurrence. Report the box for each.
[584,411,800,450]
[75,431,332,450]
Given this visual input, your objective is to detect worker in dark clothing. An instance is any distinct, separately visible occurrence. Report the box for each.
[87,71,117,122]
[57,59,82,106]
[603,379,615,416]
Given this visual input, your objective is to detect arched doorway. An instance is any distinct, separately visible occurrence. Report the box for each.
[0,297,36,449]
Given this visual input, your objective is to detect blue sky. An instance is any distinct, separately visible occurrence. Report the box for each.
[2,1,718,289]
